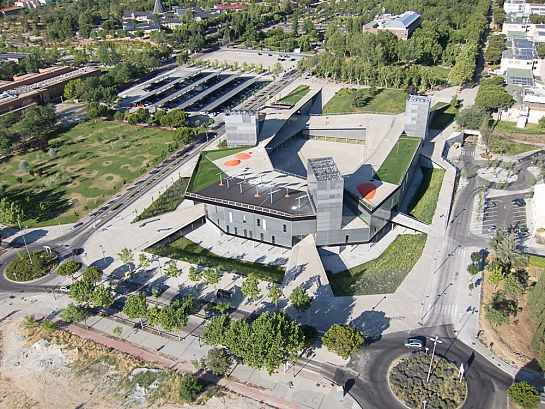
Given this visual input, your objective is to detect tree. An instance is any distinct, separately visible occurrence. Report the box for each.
[41,319,57,333]
[475,84,513,112]
[0,198,24,225]
[471,251,482,263]
[82,266,102,285]
[69,278,94,304]
[112,326,123,339]
[118,247,134,277]
[489,228,528,268]
[507,382,540,409]
[268,285,283,309]
[487,265,505,289]
[504,273,523,301]
[114,111,124,122]
[56,260,81,279]
[467,262,479,278]
[147,304,162,331]
[202,267,222,288]
[206,348,233,376]
[86,103,100,123]
[539,116,545,129]
[299,324,319,348]
[127,114,138,130]
[456,106,486,130]
[201,314,231,346]
[122,293,148,328]
[290,287,314,314]
[176,51,189,65]
[241,274,261,305]
[136,253,151,273]
[321,324,364,359]
[60,302,91,328]
[19,160,29,174]
[179,374,203,402]
[90,284,114,309]
[188,265,201,282]
[485,303,510,327]
[17,105,56,140]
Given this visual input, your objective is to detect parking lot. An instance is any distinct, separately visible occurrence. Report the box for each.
[197,48,302,72]
[482,193,530,236]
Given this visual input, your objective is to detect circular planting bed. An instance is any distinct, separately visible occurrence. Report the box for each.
[5,250,58,282]
[389,351,466,409]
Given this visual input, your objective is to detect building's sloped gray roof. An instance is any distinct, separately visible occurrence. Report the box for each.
[385,11,420,30]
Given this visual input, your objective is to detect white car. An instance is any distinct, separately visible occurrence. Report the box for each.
[404,338,424,349]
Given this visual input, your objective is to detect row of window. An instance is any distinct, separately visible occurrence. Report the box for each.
[228,212,287,232]
[225,225,276,244]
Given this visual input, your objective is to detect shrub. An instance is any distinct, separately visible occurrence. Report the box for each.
[507,382,540,409]
[299,324,319,348]
[56,260,82,278]
[6,250,58,281]
[179,373,203,402]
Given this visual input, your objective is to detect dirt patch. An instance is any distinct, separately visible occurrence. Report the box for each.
[91,173,122,190]
[65,164,85,173]
[102,160,112,166]
[479,267,542,371]
[121,161,148,173]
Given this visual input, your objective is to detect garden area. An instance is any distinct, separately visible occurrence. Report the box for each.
[322,88,407,115]
[493,120,545,136]
[374,136,421,185]
[0,119,180,227]
[133,177,189,223]
[5,250,58,281]
[145,236,285,283]
[389,351,466,409]
[186,146,250,193]
[407,168,446,224]
[276,85,310,106]
[327,234,427,296]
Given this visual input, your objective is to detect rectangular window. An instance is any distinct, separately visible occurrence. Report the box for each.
[226,225,230,233]
[256,218,261,227]
[229,212,233,223]
[271,235,276,244]
[243,215,246,224]
[244,229,247,237]
[234,227,238,235]
[263,219,267,230]
[283,224,287,233]
[260,232,264,241]
[249,231,253,238]
[345,235,350,243]
[217,219,220,226]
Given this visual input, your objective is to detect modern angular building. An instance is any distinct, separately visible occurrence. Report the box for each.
[404,95,431,138]
[224,110,259,147]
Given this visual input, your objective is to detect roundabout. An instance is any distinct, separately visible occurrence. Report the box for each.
[5,250,58,282]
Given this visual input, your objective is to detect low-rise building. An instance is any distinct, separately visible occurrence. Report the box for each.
[363,11,421,40]
[13,0,53,9]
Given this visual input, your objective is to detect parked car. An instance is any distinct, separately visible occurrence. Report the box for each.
[484,201,496,208]
[404,338,424,349]
[59,285,71,293]
[487,225,497,232]
[512,198,526,207]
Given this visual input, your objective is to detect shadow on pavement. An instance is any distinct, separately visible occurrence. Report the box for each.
[350,310,391,345]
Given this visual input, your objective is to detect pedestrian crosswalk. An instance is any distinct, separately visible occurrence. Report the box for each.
[460,150,474,156]
[427,303,458,316]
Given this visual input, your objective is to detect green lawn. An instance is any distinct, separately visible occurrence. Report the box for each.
[494,120,545,135]
[375,136,421,185]
[0,120,178,227]
[133,177,188,223]
[277,85,310,105]
[407,168,446,224]
[326,234,427,296]
[430,105,457,130]
[146,236,285,283]
[186,146,250,193]
[504,141,536,155]
[429,66,451,82]
[322,88,407,115]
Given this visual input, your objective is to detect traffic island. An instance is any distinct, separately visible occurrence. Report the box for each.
[388,351,467,409]
[5,250,58,282]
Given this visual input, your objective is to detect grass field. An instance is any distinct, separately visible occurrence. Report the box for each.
[504,141,536,155]
[322,88,407,115]
[429,66,451,82]
[430,104,457,130]
[494,120,545,135]
[407,168,446,224]
[277,85,310,105]
[133,177,188,223]
[326,234,427,296]
[146,236,285,283]
[0,120,178,227]
[375,136,421,185]
[186,146,249,193]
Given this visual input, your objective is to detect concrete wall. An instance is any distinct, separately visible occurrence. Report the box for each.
[225,111,259,147]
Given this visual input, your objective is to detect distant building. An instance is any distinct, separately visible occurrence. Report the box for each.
[500,38,544,78]
[0,52,30,64]
[532,183,545,235]
[363,11,421,40]
[0,66,101,118]
[13,0,53,9]
[404,95,431,138]
[225,110,259,147]
[0,5,24,16]
[213,3,246,11]
[504,0,545,16]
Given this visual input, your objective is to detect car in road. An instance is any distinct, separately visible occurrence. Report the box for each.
[268,53,272,56]
[59,285,71,293]
[514,225,529,233]
[512,198,526,207]
[404,338,424,349]
[483,201,496,208]
[487,225,497,232]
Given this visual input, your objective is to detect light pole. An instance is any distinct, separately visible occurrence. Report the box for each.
[423,400,427,409]
[18,221,32,264]
[99,244,106,264]
[427,336,443,382]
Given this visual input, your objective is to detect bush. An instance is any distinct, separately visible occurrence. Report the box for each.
[179,373,203,402]
[133,178,188,222]
[299,324,319,348]
[507,382,540,409]
[206,348,233,376]
[6,250,58,281]
[56,260,82,277]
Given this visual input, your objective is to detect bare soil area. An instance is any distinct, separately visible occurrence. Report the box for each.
[0,318,270,409]
[478,266,543,372]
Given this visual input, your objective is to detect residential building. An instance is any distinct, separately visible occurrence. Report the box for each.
[13,0,53,9]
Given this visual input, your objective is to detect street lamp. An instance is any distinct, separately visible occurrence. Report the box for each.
[99,244,106,264]
[18,221,32,264]
[427,336,443,382]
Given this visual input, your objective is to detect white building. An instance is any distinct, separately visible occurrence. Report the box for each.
[13,0,53,8]
[504,0,545,16]
[500,38,545,78]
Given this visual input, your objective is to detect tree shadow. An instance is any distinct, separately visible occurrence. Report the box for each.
[9,229,48,247]
[350,310,391,345]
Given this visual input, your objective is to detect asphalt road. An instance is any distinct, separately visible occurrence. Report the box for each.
[344,326,512,409]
